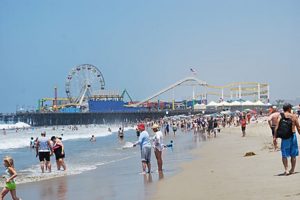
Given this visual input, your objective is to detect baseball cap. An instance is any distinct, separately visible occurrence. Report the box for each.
[137,123,145,131]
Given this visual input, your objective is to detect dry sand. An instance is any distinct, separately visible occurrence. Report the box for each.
[153,122,300,200]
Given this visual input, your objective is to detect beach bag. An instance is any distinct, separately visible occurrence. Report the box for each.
[276,113,293,139]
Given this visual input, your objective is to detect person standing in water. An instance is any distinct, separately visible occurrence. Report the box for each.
[152,124,164,172]
[133,123,152,174]
[51,136,66,171]
[35,132,53,173]
[1,156,21,200]
[172,123,177,136]
[29,137,35,148]
[90,135,96,142]
[118,127,124,139]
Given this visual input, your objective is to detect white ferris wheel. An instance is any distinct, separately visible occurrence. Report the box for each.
[65,64,105,105]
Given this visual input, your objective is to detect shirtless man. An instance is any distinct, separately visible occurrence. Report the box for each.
[273,103,300,175]
[268,106,280,137]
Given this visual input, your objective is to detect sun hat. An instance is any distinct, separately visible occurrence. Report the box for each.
[152,124,160,129]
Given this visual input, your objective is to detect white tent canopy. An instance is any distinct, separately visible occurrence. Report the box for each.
[207,101,219,107]
[194,103,206,110]
[254,100,265,106]
[242,100,254,106]
[230,101,242,106]
[218,101,231,106]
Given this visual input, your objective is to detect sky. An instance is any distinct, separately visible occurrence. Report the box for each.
[0,0,299,113]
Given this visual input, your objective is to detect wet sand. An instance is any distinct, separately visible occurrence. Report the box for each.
[153,122,300,200]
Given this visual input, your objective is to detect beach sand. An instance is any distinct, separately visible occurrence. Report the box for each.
[153,122,300,200]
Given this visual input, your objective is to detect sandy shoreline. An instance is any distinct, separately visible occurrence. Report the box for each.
[153,122,300,200]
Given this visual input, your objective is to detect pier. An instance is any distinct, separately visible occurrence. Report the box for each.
[10,110,204,126]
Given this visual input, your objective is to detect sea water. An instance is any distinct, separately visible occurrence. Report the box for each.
[0,124,138,185]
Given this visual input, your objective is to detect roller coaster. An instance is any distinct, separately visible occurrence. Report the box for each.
[37,64,270,112]
[129,77,269,108]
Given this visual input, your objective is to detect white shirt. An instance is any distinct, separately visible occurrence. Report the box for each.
[153,130,164,151]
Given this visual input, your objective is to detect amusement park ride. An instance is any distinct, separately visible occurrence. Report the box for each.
[38,64,270,113]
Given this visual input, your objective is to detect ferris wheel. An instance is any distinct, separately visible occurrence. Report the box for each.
[65,64,105,105]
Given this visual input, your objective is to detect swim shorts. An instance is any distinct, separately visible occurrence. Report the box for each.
[54,147,65,161]
[39,151,51,162]
[281,133,299,158]
[141,146,151,163]
[271,126,275,136]
[5,181,16,190]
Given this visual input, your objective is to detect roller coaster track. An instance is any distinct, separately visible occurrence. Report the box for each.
[130,77,269,107]
[130,77,208,107]
[200,90,268,98]
[207,82,268,89]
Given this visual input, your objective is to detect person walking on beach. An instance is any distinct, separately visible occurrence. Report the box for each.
[133,123,152,174]
[268,106,280,137]
[35,132,53,173]
[240,116,247,137]
[207,117,214,137]
[51,136,66,171]
[1,156,21,200]
[273,103,300,175]
[152,124,164,172]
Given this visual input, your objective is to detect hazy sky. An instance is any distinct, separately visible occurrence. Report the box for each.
[0,0,299,112]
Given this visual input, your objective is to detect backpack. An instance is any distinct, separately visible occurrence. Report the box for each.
[276,113,293,139]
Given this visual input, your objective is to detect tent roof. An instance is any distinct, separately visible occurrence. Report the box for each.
[254,100,265,106]
[219,101,231,106]
[242,100,254,106]
[207,101,218,106]
[230,101,242,106]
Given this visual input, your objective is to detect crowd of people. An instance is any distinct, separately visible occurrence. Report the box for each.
[1,103,300,198]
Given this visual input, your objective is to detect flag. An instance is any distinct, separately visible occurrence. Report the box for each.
[190,68,197,75]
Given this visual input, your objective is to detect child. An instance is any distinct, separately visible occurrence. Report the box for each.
[241,116,247,137]
[164,140,174,152]
[1,156,21,200]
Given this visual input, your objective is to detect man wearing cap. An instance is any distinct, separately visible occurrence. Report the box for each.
[273,103,300,175]
[152,124,164,172]
[133,123,152,174]
[268,106,280,138]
